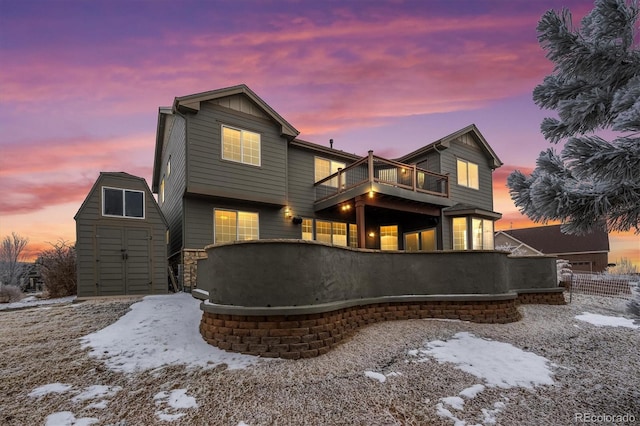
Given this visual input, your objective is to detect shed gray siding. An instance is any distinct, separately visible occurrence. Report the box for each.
[185,102,288,205]
[75,173,167,297]
[158,114,187,259]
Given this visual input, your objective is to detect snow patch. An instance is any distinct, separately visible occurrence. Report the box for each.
[28,383,73,398]
[45,411,98,426]
[0,295,76,311]
[80,293,267,373]
[575,312,639,329]
[154,389,198,422]
[71,385,122,402]
[459,384,485,399]
[441,396,465,411]
[418,332,554,388]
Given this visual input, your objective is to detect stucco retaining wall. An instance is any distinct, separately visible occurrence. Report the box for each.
[196,239,565,358]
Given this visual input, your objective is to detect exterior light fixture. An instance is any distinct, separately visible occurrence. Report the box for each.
[368,190,374,198]
[368,231,375,238]
[284,207,292,218]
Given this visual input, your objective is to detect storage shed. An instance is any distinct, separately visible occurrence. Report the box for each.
[75,172,168,297]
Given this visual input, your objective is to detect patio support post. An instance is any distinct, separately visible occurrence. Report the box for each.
[355,195,366,248]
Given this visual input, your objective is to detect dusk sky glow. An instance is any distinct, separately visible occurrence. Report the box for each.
[1,0,637,266]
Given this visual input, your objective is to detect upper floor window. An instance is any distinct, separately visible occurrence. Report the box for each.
[214,209,259,244]
[457,158,479,189]
[315,157,345,187]
[222,125,261,166]
[102,187,144,219]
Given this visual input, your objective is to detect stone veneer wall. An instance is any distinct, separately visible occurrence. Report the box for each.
[199,299,523,359]
[182,249,207,289]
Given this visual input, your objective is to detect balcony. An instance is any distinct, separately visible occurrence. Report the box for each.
[314,151,450,209]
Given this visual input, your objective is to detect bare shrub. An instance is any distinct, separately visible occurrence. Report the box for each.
[38,240,77,298]
[0,284,24,303]
[0,232,29,288]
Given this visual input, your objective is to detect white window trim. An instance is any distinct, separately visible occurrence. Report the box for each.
[221,125,262,167]
[213,208,260,243]
[457,158,479,190]
[102,186,146,219]
[314,157,346,188]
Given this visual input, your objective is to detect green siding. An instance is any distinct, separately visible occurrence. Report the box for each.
[186,102,287,205]
[158,114,187,258]
[75,173,167,297]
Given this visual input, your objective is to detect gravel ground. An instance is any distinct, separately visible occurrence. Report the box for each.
[0,294,638,425]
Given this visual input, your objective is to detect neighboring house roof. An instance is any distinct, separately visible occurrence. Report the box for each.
[396,124,503,169]
[500,225,610,255]
[494,231,543,255]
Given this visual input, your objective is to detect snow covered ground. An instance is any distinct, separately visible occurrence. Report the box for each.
[0,294,76,311]
[1,292,638,425]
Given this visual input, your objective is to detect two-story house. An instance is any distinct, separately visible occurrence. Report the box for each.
[152,84,503,289]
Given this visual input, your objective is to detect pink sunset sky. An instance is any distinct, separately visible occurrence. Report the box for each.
[1,0,638,266]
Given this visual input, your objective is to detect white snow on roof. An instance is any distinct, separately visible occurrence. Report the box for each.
[575,312,639,329]
[80,292,268,373]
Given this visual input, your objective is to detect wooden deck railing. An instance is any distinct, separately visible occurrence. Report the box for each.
[314,151,449,202]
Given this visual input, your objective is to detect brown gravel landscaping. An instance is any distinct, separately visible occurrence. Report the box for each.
[0,293,638,425]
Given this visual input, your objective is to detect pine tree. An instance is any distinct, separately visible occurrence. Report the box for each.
[507,0,640,235]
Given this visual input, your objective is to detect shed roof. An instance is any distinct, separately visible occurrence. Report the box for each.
[74,172,167,226]
[500,225,609,254]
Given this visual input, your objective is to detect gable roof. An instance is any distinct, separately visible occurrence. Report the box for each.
[500,225,610,255]
[74,172,167,226]
[153,85,300,190]
[396,124,503,169]
[173,84,299,139]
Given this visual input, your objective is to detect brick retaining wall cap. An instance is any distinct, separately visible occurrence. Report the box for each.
[199,293,519,316]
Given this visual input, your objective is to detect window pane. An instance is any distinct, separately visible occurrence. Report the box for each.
[421,229,436,251]
[483,219,494,250]
[380,225,398,250]
[222,127,242,162]
[453,217,467,250]
[405,233,419,252]
[242,130,261,166]
[457,159,468,186]
[349,224,358,248]
[316,220,332,244]
[103,188,123,216]
[214,210,237,244]
[237,212,259,240]
[472,218,483,250]
[125,190,144,218]
[468,162,479,189]
[302,219,313,240]
[314,158,330,183]
[332,222,347,246]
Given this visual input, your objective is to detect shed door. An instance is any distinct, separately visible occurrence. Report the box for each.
[96,226,151,295]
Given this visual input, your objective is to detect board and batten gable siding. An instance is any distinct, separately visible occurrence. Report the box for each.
[158,113,187,259]
[185,101,288,205]
[75,173,167,297]
[183,197,297,250]
[443,135,495,212]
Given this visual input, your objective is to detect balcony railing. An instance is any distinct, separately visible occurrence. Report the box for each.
[314,151,449,202]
